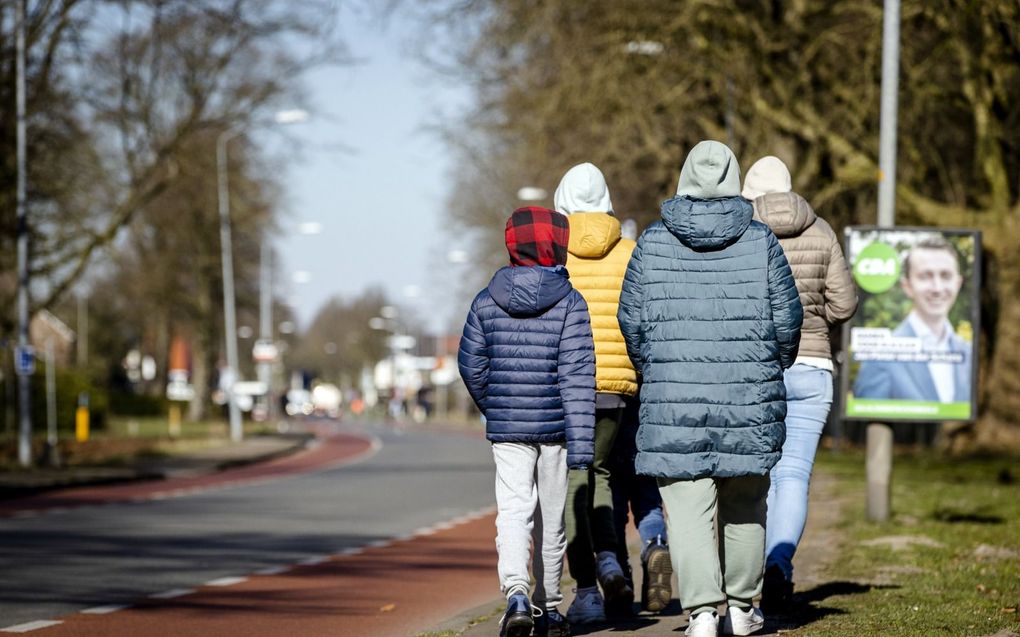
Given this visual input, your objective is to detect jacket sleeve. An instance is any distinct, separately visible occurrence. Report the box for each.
[617,237,645,371]
[824,231,859,325]
[767,230,803,370]
[457,298,489,409]
[852,361,890,399]
[558,291,596,469]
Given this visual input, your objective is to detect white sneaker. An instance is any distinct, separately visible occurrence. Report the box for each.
[566,586,605,625]
[722,605,765,635]
[685,611,719,637]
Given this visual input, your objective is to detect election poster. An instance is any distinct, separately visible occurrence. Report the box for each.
[842,227,981,422]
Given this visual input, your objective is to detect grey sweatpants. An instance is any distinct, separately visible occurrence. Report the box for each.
[492,442,569,609]
[658,475,770,615]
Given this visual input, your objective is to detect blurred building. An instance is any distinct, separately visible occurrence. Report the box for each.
[29,310,76,366]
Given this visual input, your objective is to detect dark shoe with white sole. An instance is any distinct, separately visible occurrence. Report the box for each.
[500,593,534,637]
[642,540,673,613]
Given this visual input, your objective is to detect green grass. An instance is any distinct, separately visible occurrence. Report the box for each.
[0,417,279,469]
[795,450,1020,636]
[415,603,503,637]
[103,416,274,439]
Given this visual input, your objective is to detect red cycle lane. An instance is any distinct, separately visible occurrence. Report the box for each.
[30,511,500,637]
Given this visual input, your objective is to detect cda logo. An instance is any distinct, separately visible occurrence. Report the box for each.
[853,242,900,293]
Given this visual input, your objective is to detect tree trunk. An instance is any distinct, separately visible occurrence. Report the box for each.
[977,243,1020,446]
[188,330,210,422]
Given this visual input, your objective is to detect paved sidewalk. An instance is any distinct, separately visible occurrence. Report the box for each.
[428,470,846,637]
[0,432,313,500]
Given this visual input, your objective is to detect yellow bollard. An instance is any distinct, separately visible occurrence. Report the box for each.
[75,406,90,442]
[168,404,182,438]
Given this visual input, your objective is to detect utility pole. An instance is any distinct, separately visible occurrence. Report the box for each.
[215,111,307,439]
[867,0,901,522]
[45,339,59,466]
[217,126,244,442]
[258,240,273,420]
[77,296,88,367]
[877,0,901,229]
[15,0,33,468]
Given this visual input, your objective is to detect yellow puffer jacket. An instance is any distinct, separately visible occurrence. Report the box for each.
[566,213,638,397]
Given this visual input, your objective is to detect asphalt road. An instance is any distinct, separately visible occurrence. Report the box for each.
[0,421,495,631]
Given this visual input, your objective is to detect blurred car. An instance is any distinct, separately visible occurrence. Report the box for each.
[311,383,342,419]
[285,388,313,417]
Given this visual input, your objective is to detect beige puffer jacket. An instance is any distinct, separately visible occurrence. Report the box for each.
[752,192,858,359]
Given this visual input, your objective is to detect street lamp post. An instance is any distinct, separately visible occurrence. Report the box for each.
[257,240,273,420]
[15,0,32,467]
[217,108,308,442]
[866,0,902,524]
[217,124,245,442]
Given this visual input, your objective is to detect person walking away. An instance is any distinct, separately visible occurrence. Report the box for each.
[618,141,803,637]
[743,156,858,613]
[607,390,672,614]
[553,162,668,621]
[459,207,596,637]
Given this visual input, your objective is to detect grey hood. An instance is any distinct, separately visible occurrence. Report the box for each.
[661,195,754,250]
[554,162,614,214]
[753,191,817,238]
[487,265,572,316]
[676,140,742,199]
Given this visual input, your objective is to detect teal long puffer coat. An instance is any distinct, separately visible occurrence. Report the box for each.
[618,195,803,479]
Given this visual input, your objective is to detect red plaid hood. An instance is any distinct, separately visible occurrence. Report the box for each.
[505,207,570,267]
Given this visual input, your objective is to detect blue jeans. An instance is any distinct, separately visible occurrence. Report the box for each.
[765,364,833,581]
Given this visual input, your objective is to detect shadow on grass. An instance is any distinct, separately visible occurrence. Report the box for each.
[764,581,901,633]
[931,508,1005,524]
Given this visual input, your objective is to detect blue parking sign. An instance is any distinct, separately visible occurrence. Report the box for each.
[14,345,35,376]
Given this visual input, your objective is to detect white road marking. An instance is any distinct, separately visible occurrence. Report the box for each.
[339,547,364,556]
[204,576,247,587]
[367,539,391,549]
[0,620,64,633]
[254,566,289,576]
[297,556,329,566]
[81,605,129,615]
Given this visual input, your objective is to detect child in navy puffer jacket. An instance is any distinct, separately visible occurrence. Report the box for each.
[459,206,596,637]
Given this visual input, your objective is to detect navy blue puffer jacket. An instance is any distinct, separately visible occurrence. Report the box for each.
[618,195,802,479]
[459,265,596,468]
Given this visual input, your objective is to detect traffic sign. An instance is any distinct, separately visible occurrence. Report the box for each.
[14,345,35,376]
[252,339,278,363]
[166,381,195,402]
[232,381,268,397]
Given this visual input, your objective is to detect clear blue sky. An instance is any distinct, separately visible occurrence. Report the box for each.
[275,7,470,331]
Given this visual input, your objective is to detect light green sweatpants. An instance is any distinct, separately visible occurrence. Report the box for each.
[657,475,769,615]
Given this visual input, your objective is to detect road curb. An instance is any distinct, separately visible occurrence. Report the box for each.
[419,598,503,636]
[0,432,315,501]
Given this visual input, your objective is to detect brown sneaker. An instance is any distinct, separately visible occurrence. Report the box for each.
[641,541,673,613]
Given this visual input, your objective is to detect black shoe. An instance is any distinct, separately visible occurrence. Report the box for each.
[601,577,635,618]
[760,565,794,615]
[604,587,636,618]
[596,552,634,612]
[500,593,534,637]
[532,607,570,637]
[641,539,673,613]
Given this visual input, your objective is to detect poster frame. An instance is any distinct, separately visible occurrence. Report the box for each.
[840,225,982,424]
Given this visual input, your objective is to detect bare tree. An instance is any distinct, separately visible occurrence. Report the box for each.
[419,0,1020,442]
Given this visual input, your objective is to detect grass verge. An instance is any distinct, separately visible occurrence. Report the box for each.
[789,449,1020,636]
